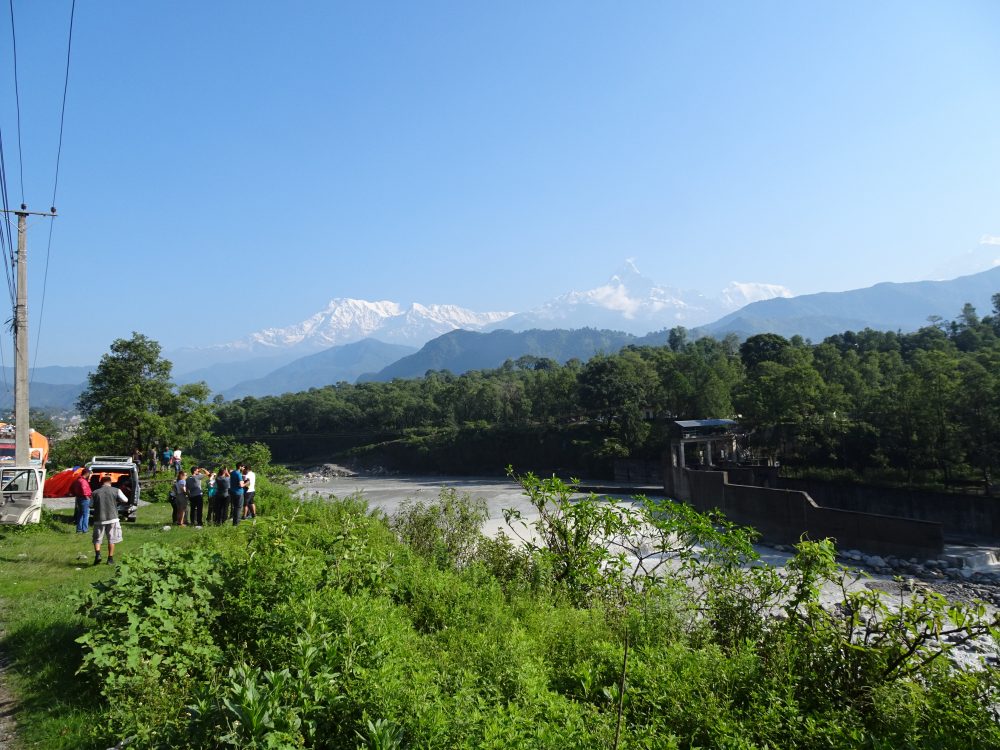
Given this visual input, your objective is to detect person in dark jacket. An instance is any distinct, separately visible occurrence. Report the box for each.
[229,465,244,526]
[92,475,125,565]
[186,469,205,527]
[212,468,230,525]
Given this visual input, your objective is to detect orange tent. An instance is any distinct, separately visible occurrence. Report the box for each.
[43,467,83,498]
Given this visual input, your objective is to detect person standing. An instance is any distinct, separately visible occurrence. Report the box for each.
[72,468,93,533]
[92,475,125,566]
[173,471,190,527]
[186,469,205,527]
[213,467,230,525]
[148,446,158,474]
[172,447,183,476]
[229,464,244,526]
[206,471,217,521]
[242,464,257,520]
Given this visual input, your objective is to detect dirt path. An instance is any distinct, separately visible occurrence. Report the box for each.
[0,610,17,750]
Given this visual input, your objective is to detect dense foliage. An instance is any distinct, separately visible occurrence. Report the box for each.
[54,332,216,466]
[214,298,1000,488]
[75,476,1000,748]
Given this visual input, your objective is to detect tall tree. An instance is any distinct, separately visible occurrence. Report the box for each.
[77,332,214,455]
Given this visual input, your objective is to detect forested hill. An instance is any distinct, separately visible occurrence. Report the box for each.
[362,327,670,381]
[698,265,1000,340]
[214,297,1000,482]
[223,339,418,398]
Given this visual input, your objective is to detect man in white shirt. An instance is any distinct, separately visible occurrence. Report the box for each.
[242,464,257,520]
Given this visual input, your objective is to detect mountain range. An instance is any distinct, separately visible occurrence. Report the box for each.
[19,263,1000,408]
[363,328,669,383]
[697,266,1000,341]
[490,261,791,334]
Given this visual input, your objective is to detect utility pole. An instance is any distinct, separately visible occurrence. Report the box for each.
[15,208,28,465]
[2,205,56,464]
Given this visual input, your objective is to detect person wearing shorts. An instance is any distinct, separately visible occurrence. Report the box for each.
[92,475,125,566]
[174,471,190,526]
[242,465,257,520]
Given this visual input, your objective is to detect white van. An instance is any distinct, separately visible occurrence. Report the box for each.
[87,456,141,522]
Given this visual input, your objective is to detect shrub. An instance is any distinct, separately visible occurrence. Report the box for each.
[70,474,1000,749]
[389,487,488,570]
[76,546,224,740]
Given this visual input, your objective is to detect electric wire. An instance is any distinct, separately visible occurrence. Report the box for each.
[50,0,75,209]
[8,0,24,204]
[31,0,77,380]
[0,8,15,397]
[0,199,10,399]
[0,129,15,308]
[0,324,8,399]
[30,219,56,382]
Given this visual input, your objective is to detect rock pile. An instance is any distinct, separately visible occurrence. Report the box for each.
[299,463,358,482]
[769,544,1000,608]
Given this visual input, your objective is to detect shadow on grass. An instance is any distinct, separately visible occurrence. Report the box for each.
[3,617,89,713]
[1,614,104,749]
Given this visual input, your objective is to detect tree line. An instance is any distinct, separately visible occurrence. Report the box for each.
[57,295,1000,490]
[213,296,1000,489]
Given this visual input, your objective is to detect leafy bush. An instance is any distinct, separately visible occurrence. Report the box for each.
[389,487,487,569]
[71,481,1000,749]
[76,546,224,739]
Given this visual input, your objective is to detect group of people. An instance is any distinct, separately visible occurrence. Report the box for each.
[147,446,183,475]
[71,447,262,568]
[170,463,257,528]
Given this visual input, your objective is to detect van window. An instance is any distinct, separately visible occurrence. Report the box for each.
[1,468,38,492]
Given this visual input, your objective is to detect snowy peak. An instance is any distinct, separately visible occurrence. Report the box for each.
[170,263,790,375]
[242,298,513,351]
[494,263,791,334]
[720,282,793,309]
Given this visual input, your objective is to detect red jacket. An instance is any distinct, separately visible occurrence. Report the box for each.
[71,476,92,499]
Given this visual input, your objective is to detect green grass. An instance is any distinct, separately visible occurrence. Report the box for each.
[0,500,253,749]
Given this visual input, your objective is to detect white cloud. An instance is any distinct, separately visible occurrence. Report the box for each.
[979,234,1000,246]
[720,282,793,308]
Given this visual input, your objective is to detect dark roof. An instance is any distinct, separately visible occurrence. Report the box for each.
[673,419,737,428]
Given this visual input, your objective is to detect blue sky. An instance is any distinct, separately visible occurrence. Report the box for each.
[2,1,999,366]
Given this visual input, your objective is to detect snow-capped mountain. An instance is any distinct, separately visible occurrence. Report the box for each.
[169,263,789,380]
[246,299,512,349]
[491,261,792,335]
[720,281,794,309]
[170,299,514,376]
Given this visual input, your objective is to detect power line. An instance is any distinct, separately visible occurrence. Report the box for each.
[8,0,24,204]
[50,0,76,208]
[0,131,16,308]
[31,0,77,379]
[30,219,55,381]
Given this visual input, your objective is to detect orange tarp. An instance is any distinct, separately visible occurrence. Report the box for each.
[43,467,83,498]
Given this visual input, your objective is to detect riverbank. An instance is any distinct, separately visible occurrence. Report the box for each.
[293,468,1000,672]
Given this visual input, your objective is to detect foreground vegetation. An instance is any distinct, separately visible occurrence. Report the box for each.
[3,470,998,749]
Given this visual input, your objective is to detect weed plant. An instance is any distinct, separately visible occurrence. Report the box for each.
[6,471,1000,748]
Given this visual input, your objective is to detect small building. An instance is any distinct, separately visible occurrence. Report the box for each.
[668,419,740,469]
